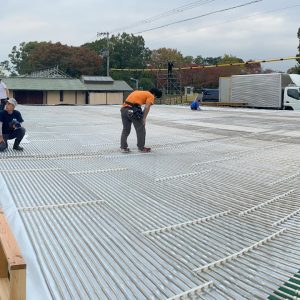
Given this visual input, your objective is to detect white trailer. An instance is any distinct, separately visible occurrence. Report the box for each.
[219,73,300,110]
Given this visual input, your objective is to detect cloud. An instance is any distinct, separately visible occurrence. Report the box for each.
[0,0,299,73]
[1,16,48,35]
[143,9,299,71]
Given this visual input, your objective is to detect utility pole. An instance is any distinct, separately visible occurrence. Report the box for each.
[97,32,110,76]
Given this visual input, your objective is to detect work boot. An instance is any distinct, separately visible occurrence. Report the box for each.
[13,145,24,151]
[120,147,130,153]
[138,147,151,153]
[13,141,24,151]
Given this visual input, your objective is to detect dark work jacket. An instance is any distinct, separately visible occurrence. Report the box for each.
[0,110,24,134]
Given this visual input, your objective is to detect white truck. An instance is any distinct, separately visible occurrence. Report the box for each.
[219,73,300,110]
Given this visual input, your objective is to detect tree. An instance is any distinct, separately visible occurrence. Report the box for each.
[218,54,243,64]
[8,42,102,77]
[0,61,10,76]
[110,33,151,69]
[182,55,194,65]
[203,56,222,65]
[194,55,222,66]
[194,55,206,65]
[218,54,262,75]
[84,33,151,71]
[149,48,183,68]
[244,60,262,74]
[287,65,300,74]
[138,77,156,90]
[8,41,40,75]
[298,27,300,63]
[287,27,300,74]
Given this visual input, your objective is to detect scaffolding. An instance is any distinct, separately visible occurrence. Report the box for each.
[156,61,183,104]
[25,66,71,79]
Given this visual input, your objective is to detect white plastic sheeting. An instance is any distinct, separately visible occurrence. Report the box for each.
[0,174,52,300]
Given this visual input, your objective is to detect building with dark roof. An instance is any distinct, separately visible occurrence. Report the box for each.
[3,76,132,105]
[81,76,132,105]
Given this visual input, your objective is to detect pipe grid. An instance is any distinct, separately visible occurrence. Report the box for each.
[1,105,300,299]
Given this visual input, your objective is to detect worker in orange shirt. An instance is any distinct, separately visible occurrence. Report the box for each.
[120,88,162,153]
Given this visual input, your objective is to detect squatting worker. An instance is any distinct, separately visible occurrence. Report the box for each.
[0,98,26,151]
[0,78,9,111]
[120,88,162,153]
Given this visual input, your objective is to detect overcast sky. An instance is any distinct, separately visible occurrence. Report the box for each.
[1,0,299,72]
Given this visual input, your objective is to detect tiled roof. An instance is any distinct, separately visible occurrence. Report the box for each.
[3,77,87,91]
[3,77,132,92]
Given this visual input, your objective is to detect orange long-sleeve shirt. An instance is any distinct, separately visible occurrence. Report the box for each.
[123,91,155,107]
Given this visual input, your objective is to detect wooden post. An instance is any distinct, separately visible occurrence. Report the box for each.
[0,242,8,277]
[0,209,26,300]
[10,269,26,300]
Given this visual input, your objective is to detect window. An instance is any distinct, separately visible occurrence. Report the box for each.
[287,89,300,100]
[60,91,64,102]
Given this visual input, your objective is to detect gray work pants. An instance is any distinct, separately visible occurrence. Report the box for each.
[120,107,145,150]
[0,127,26,151]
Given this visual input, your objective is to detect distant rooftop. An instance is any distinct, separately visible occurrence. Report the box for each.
[24,66,71,79]
[81,76,114,83]
[4,77,87,91]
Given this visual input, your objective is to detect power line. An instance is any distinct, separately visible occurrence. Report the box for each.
[133,0,263,34]
[176,4,300,37]
[146,3,300,47]
[111,56,299,72]
[110,0,217,34]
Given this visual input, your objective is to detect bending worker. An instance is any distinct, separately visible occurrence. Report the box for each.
[120,88,162,153]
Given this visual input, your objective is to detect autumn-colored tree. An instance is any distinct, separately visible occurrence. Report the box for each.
[243,60,262,74]
[178,54,243,88]
[8,42,102,77]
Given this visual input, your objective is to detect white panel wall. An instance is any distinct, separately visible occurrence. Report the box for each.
[219,77,232,102]
[231,73,282,108]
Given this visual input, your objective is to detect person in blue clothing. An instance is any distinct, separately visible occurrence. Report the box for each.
[190,99,201,110]
[0,98,26,151]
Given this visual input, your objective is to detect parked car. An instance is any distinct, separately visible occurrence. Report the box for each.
[202,89,219,102]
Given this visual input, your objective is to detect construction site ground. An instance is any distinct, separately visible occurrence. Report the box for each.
[0,104,300,299]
